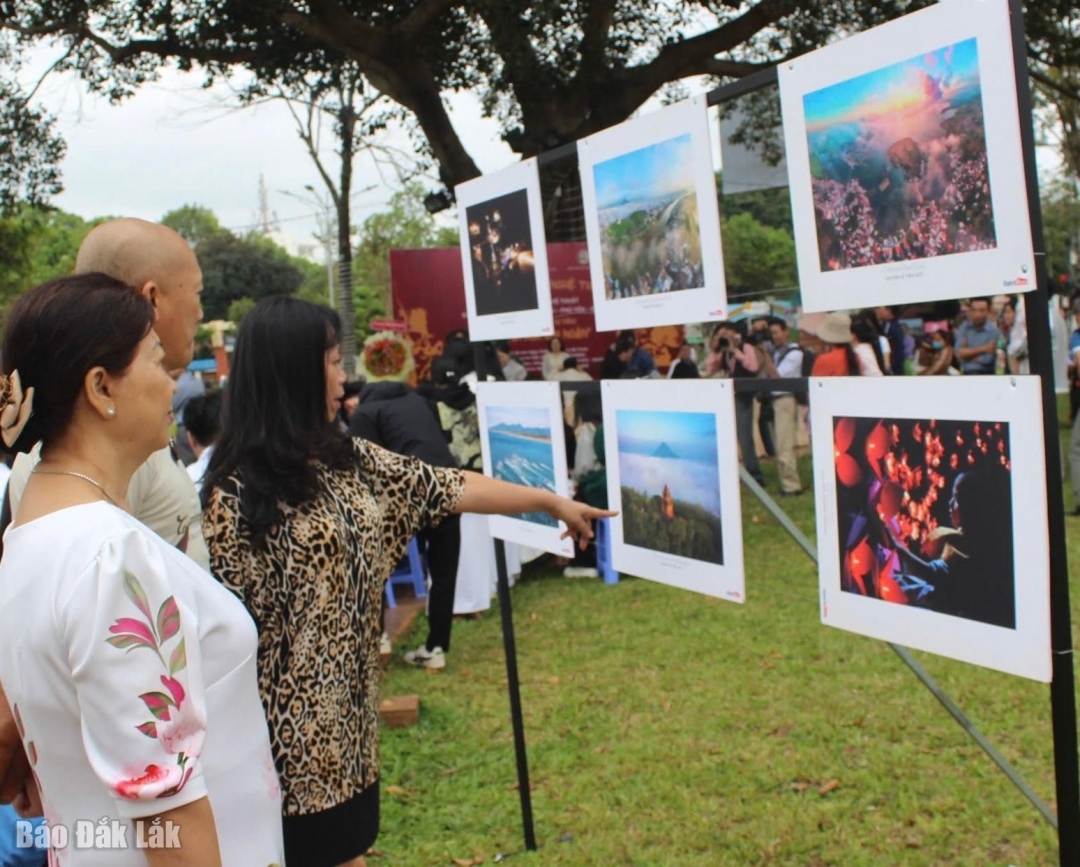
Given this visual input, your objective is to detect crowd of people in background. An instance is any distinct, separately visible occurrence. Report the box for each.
[488,292,1053,499]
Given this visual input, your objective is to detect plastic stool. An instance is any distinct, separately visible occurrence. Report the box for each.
[385,538,427,608]
[594,517,619,585]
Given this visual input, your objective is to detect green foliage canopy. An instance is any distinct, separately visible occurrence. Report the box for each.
[5,0,1075,190]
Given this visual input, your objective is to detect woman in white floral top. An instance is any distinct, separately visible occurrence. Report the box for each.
[0,274,284,866]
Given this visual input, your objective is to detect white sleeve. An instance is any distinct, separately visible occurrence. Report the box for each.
[776,347,804,379]
[60,527,209,819]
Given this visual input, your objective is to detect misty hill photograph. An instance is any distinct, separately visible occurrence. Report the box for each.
[616,409,724,565]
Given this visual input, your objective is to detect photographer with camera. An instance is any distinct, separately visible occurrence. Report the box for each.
[705,322,765,486]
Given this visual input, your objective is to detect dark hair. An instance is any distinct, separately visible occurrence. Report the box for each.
[430,356,460,385]
[2,273,155,448]
[851,316,887,375]
[548,336,564,352]
[970,296,992,308]
[184,391,222,448]
[952,468,1011,554]
[575,390,602,425]
[671,359,700,379]
[563,356,579,370]
[768,317,788,332]
[443,337,474,375]
[202,296,358,548]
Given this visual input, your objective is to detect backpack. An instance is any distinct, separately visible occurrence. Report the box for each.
[437,402,483,471]
[778,344,816,406]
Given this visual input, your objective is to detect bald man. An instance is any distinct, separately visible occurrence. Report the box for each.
[0,220,206,812]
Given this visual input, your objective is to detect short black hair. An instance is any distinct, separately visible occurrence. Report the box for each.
[184,391,222,448]
[970,296,992,308]
[768,316,789,331]
[563,356,579,369]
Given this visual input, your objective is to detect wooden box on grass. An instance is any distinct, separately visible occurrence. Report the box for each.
[379,694,420,728]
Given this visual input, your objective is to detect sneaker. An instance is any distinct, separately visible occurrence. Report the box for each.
[404,645,446,671]
[380,633,392,656]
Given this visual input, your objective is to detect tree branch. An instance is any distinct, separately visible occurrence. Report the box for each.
[597,0,805,128]
[282,92,342,209]
[577,0,617,81]
[638,0,804,85]
[685,57,771,80]
[471,3,549,130]
[1028,57,1080,104]
[395,0,462,44]
[282,0,384,55]
[20,43,76,106]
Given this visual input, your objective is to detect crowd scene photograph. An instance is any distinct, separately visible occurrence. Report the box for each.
[805,38,999,271]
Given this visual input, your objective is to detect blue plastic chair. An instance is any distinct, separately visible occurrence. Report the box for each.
[385,537,427,608]
[594,517,619,585]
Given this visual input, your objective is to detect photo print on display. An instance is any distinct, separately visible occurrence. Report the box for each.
[778,0,1035,312]
[455,158,555,341]
[811,376,1051,682]
[602,379,745,601]
[579,96,728,332]
[477,381,574,557]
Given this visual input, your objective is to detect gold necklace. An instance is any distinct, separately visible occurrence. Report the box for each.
[31,468,120,507]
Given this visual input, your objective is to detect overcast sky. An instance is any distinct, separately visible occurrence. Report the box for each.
[27,58,518,251]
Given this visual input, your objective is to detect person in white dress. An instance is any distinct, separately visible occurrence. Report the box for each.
[541,337,569,381]
[0,274,283,866]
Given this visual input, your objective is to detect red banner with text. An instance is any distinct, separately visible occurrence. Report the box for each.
[390,242,684,381]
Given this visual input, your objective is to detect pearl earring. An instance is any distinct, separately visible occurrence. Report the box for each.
[106,406,116,418]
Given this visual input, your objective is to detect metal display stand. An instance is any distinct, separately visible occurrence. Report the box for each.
[476,1,1078,859]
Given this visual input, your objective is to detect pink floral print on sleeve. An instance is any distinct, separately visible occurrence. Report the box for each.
[105,571,206,801]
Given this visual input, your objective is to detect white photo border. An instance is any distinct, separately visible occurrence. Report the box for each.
[579,96,728,332]
[455,158,555,341]
[602,379,745,601]
[778,0,1035,313]
[476,381,574,557]
[809,376,1051,682]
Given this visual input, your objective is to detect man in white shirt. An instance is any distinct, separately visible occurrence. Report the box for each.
[1,219,206,813]
[497,345,527,381]
[554,356,592,382]
[766,319,804,496]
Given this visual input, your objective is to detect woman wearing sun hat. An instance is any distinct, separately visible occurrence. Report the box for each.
[811,312,859,377]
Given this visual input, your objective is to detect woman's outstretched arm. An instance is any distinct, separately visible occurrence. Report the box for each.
[455,471,616,548]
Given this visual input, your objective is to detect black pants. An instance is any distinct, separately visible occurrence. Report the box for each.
[419,514,461,651]
[283,779,379,867]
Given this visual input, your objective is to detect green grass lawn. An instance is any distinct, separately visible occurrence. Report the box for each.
[377,400,1079,866]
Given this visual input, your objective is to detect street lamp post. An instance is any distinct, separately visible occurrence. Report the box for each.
[280,187,336,307]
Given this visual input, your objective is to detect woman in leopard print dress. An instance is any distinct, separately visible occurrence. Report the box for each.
[201,298,611,867]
